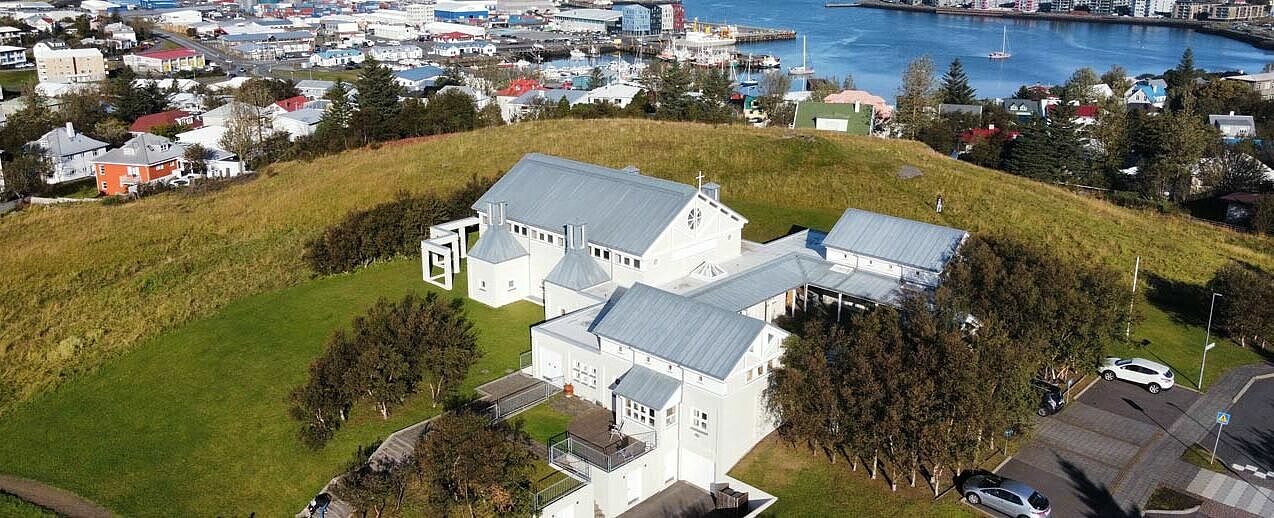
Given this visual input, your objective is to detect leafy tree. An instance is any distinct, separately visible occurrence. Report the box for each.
[415,411,536,518]
[940,234,1131,379]
[587,66,604,91]
[477,101,505,128]
[1062,67,1101,104]
[1101,65,1132,95]
[961,129,1011,169]
[103,68,166,122]
[234,77,299,105]
[352,59,405,143]
[1089,98,1130,184]
[219,102,272,165]
[92,118,132,148]
[895,55,937,140]
[1192,79,1261,118]
[765,320,847,462]
[1253,197,1274,235]
[1133,112,1215,200]
[1197,149,1272,194]
[938,58,976,105]
[58,87,108,135]
[1206,263,1273,349]
[183,143,208,176]
[1,151,50,196]
[419,89,478,136]
[0,89,55,153]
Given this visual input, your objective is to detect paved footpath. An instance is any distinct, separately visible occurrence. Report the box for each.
[1184,469,1273,517]
[0,475,115,518]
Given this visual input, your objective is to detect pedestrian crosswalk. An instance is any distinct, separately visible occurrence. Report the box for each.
[1185,469,1274,517]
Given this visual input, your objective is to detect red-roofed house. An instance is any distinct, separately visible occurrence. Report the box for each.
[1046,103,1100,125]
[433,31,475,42]
[960,125,1020,146]
[274,95,308,112]
[123,48,206,74]
[129,110,201,134]
[496,78,543,97]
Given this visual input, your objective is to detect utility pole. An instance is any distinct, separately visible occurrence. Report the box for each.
[1125,256,1140,339]
[1199,292,1223,388]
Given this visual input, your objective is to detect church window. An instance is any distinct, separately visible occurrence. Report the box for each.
[691,408,709,433]
[625,399,656,426]
[687,208,702,230]
[632,259,641,269]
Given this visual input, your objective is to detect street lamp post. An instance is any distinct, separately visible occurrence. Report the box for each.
[1199,292,1223,388]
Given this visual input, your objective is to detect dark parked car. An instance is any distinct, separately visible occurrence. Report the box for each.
[962,473,1051,518]
[1032,379,1065,417]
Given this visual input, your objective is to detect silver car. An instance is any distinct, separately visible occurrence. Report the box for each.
[962,473,1051,518]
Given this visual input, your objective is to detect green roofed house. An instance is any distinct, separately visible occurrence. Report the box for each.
[792,101,874,135]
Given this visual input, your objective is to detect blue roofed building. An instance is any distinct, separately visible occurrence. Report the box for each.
[393,65,448,92]
[1124,78,1167,110]
[308,48,364,67]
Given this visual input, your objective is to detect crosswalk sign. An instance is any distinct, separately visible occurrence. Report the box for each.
[1216,412,1230,426]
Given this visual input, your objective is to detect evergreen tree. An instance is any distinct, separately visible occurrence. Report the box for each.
[352,58,405,143]
[316,80,354,149]
[938,58,976,105]
[1101,65,1132,95]
[1003,118,1056,179]
[587,66,605,91]
[1062,68,1100,104]
[655,62,693,120]
[842,75,856,90]
[698,67,732,104]
[1133,112,1213,200]
[1045,100,1088,181]
[895,55,938,140]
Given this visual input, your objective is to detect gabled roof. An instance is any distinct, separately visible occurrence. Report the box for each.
[612,366,680,409]
[1208,114,1256,127]
[129,110,197,133]
[1002,98,1042,116]
[94,133,184,166]
[275,108,324,125]
[545,249,610,290]
[824,208,968,272]
[511,88,588,106]
[468,225,527,263]
[589,283,766,380]
[394,65,447,82]
[30,125,108,158]
[472,154,704,256]
[686,252,906,311]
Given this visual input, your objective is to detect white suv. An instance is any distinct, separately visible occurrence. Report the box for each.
[1099,357,1175,393]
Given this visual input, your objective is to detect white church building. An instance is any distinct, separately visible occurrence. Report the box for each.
[421,153,969,517]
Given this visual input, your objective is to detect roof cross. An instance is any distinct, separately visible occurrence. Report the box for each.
[696,171,705,190]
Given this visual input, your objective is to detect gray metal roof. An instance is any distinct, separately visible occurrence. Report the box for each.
[473,154,699,256]
[938,103,983,116]
[589,283,765,380]
[612,365,680,409]
[1208,114,1256,128]
[545,250,610,290]
[277,108,324,125]
[30,125,107,158]
[823,208,967,272]
[94,133,183,166]
[468,226,527,263]
[686,253,905,311]
[510,89,589,106]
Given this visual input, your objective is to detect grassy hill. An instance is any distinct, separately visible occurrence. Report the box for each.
[0,119,1268,515]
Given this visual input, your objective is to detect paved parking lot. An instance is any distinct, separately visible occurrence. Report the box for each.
[988,379,1199,518]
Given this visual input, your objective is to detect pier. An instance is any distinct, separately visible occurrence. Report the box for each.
[694,21,797,43]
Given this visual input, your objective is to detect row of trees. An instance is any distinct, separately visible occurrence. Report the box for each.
[289,293,480,449]
[766,235,1131,493]
[336,409,537,518]
[1207,263,1273,350]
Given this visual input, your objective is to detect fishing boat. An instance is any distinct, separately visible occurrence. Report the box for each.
[758,55,781,68]
[569,48,587,60]
[988,27,1011,60]
[789,36,814,75]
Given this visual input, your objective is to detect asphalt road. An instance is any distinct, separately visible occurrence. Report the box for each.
[990,380,1200,518]
[1212,378,1274,482]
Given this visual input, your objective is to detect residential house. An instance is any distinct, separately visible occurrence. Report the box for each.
[1046,104,1100,126]
[129,109,201,134]
[1002,98,1044,120]
[420,154,969,518]
[496,77,542,97]
[308,48,363,67]
[960,125,1020,151]
[1209,112,1258,142]
[823,89,893,119]
[274,95,309,112]
[1224,72,1274,100]
[271,108,323,140]
[0,45,25,67]
[33,42,105,83]
[394,65,448,92]
[367,44,424,62]
[27,122,108,184]
[102,22,136,47]
[222,31,315,59]
[792,101,874,135]
[201,101,281,128]
[586,82,642,108]
[436,85,492,109]
[123,48,206,74]
[0,26,23,44]
[175,126,245,177]
[730,84,763,122]
[506,88,589,120]
[1219,192,1268,226]
[1125,79,1167,109]
[90,133,186,195]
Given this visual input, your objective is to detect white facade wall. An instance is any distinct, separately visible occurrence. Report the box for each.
[825,246,941,287]
[466,254,530,307]
[49,148,106,184]
[368,23,419,41]
[0,46,26,66]
[538,480,593,518]
[543,282,604,318]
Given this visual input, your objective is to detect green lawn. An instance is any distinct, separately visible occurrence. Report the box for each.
[1111,299,1267,391]
[0,493,57,518]
[514,395,572,445]
[730,437,978,517]
[1181,444,1230,474]
[0,69,36,94]
[0,259,543,517]
[41,178,100,199]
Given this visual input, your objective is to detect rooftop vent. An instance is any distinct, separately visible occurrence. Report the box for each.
[621,165,640,175]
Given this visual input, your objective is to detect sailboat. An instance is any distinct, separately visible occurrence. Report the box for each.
[789,35,814,75]
[989,27,1012,60]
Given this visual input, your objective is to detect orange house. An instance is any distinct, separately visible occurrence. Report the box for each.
[91,133,186,195]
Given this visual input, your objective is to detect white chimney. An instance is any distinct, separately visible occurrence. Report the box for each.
[988,124,996,131]
[1230,110,1236,116]
[854,101,861,112]
[65,122,75,138]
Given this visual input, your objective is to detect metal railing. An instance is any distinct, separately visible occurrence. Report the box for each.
[532,471,587,511]
[519,350,533,372]
[547,429,657,474]
[481,381,559,422]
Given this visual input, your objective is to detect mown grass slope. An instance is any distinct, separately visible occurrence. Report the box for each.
[2,119,1268,410]
[0,119,1269,515]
